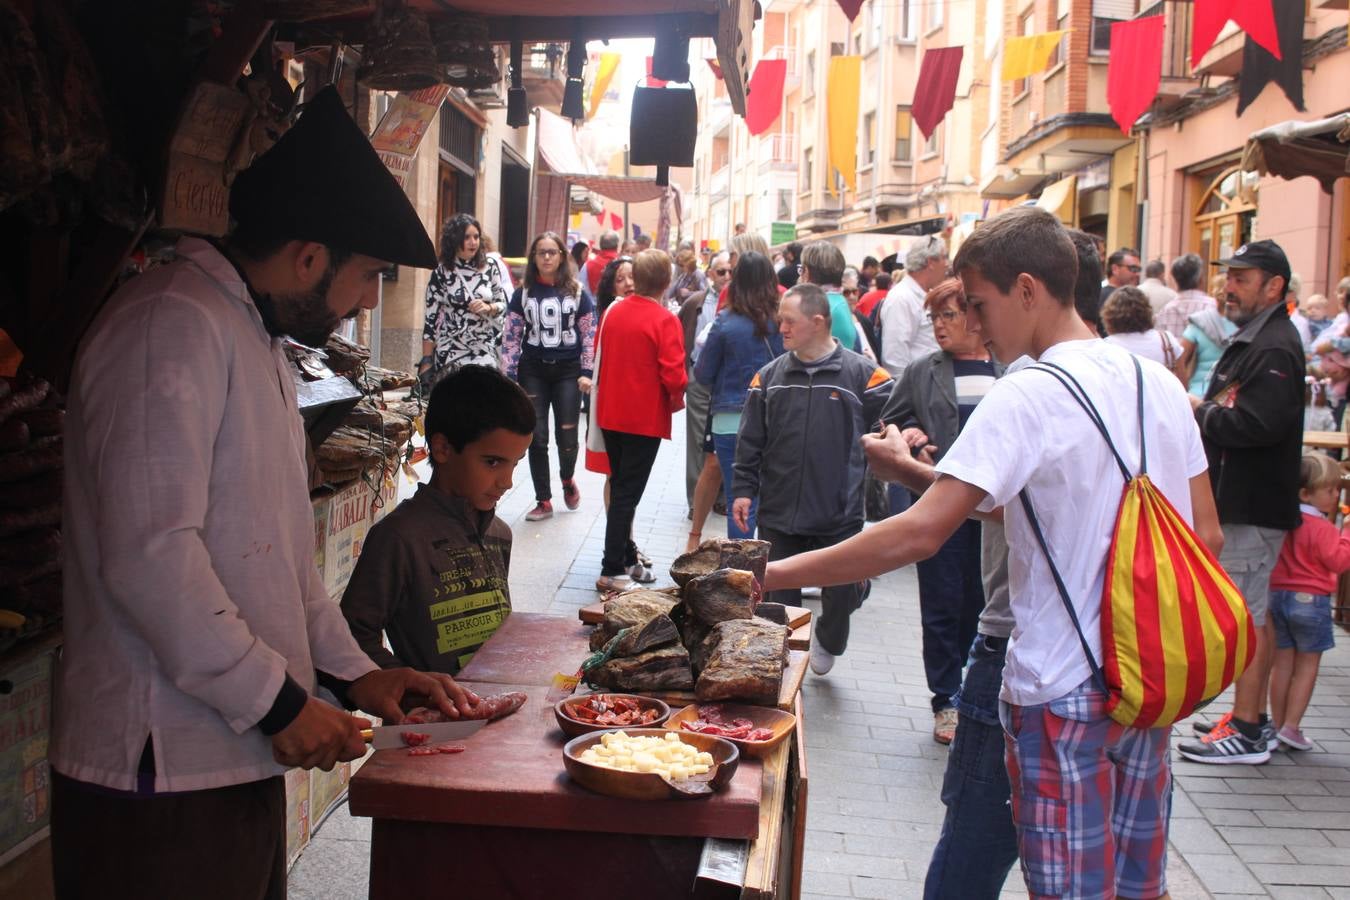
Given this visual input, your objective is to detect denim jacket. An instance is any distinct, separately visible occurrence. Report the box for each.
[694,310,785,414]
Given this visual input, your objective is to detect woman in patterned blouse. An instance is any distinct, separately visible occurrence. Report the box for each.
[419,213,509,385]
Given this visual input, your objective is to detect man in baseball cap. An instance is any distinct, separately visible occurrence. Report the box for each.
[1179,237,1304,766]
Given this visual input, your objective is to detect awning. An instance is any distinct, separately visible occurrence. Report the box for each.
[531,108,671,237]
[1035,175,1077,224]
[1241,113,1350,195]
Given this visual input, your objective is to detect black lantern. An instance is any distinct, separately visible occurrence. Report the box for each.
[629,84,696,187]
[650,24,691,84]
[506,38,528,128]
[559,36,587,121]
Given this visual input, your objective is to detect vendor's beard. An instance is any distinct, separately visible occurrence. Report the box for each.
[253,263,344,348]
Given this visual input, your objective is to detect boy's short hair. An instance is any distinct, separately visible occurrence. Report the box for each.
[785,283,831,322]
[952,207,1077,306]
[1299,451,1340,492]
[800,241,846,287]
[632,249,673,297]
[426,365,535,453]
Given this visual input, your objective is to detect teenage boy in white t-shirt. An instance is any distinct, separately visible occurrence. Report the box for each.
[763,206,1222,899]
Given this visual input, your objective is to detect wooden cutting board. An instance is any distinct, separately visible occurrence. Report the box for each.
[644,649,809,712]
[349,680,762,840]
[457,611,593,686]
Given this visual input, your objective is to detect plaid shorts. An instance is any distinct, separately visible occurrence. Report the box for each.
[1000,679,1172,899]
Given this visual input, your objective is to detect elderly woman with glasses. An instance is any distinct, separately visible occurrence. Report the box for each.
[500,231,597,521]
[879,278,1002,746]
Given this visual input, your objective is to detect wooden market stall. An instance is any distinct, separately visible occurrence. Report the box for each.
[0,1,760,896]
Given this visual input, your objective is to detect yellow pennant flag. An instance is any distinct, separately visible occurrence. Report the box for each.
[1001,30,1069,82]
[827,56,862,197]
[588,53,621,119]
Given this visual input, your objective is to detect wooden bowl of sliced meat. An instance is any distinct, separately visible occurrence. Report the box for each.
[554,693,671,738]
[664,703,796,759]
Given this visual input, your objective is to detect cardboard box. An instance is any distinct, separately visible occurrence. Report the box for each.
[309,761,351,827]
[0,649,54,864]
[319,479,378,601]
[284,766,311,868]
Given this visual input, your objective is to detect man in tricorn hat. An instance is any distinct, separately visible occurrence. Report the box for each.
[49,87,472,897]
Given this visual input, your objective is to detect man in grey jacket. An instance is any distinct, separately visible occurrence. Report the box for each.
[731,284,894,674]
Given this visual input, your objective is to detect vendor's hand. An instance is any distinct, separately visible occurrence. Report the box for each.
[348,667,479,724]
[731,497,752,533]
[271,697,370,771]
[578,376,593,395]
[468,298,491,317]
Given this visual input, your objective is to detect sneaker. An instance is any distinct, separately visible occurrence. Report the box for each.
[525,500,553,522]
[933,708,959,745]
[808,633,836,675]
[562,480,581,510]
[595,574,634,594]
[1193,712,1276,746]
[627,562,657,584]
[1177,721,1271,765]
[634,546,653,568]
[800,587,823,599]
[1276,725,1314,751]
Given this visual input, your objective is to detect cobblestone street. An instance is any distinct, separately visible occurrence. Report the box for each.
[292,422,1350,899]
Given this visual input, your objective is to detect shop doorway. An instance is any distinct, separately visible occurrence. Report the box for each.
[1191,165,1258,267]
[499,150,530,258]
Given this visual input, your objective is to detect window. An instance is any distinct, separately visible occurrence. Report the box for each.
[802,148,813,193]
[862,111,876,166]
[866,3,882,49]
[924,125,940,158]
[805,50,816,97]
[1050,0,1069,67]
[777,188,793,221]
[894,105,912,162]
[830,41,846,57]
[899,0,916,41]
[853,32,863,55]
[1090,18,1117,54]
[928,0,944,32]
[1013,11,1034,96]
[985,0,1003,58]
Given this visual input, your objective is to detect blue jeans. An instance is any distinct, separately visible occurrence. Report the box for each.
[887,483,912,516]
[924,635,1018,900]
[711,430,756,539]
[916,518,986,712]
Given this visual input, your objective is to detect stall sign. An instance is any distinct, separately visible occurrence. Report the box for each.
[284,766,310,867]
[322,479,375,600]
[310,759,351,826]
[160,82,252,235]
[0,651,54,861]
[370,85,451,188]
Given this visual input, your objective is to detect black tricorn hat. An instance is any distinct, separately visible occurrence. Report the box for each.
[229,86,438,269]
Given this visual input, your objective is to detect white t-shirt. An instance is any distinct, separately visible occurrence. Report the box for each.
[1104,329,1183,367]
[934,340,1208,706]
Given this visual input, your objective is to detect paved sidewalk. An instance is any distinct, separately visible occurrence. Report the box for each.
[291,420,1350,899]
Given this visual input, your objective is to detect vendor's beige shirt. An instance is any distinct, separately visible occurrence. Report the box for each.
[50,238,377,793]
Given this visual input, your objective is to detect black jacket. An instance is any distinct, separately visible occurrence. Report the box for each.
[881,350,1006,460]
[1197,300,1304,530]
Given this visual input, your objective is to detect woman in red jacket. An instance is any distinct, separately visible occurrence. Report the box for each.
[593,249,688,591]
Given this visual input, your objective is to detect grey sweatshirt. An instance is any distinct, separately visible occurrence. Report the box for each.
[340,483,512,675]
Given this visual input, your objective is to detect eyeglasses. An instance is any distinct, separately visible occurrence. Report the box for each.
[712,268,731,275]
[1125,264,1142,273]
[929,309,963,323]
[842,289,859,297]
[535,248,561,258]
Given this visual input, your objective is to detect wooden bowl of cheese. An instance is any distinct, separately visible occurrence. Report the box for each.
[562,728,739,800]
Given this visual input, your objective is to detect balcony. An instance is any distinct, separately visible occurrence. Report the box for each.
[764,44,800,89]
[1138,0,1202,102]
[759,133,798,172]
[1193,11,1317,79]
[709,165,730,200]
[522,43,565,109]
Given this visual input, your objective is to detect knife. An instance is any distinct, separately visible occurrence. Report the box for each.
[361,719,486,750]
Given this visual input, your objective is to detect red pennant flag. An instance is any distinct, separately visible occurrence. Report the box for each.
[745,59,788,135]
[1107,16,1165,134]
[1192,0,1281,69]
[644,57,667,89]
[594,212,606,226]
[706,58,724,80]
[911,47,963,139]
[835,0,864,20]
[610,212,623,232]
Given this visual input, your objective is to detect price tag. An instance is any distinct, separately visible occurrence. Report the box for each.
[546,670,582,704]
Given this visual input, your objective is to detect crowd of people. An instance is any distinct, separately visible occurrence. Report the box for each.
[411,211,1350,899]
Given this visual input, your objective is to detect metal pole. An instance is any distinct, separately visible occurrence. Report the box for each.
[623,146,631,240]
[527,108,539,241]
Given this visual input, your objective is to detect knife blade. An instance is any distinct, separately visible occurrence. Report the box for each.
[361,719,486,750]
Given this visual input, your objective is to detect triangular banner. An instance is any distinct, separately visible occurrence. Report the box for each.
[835,0,865,20]
[1001,30,1069,82]
[1107,16,1164,134]
[588,53,621,120]
[827,56,861,196]
[1237,0,1305,115]
[1192,0,1281,69]
[609,211,623,232]
[746,59,788,135]
[912,47,963,139]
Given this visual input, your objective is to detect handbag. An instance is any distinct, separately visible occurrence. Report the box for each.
[1018,356,1256,729]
